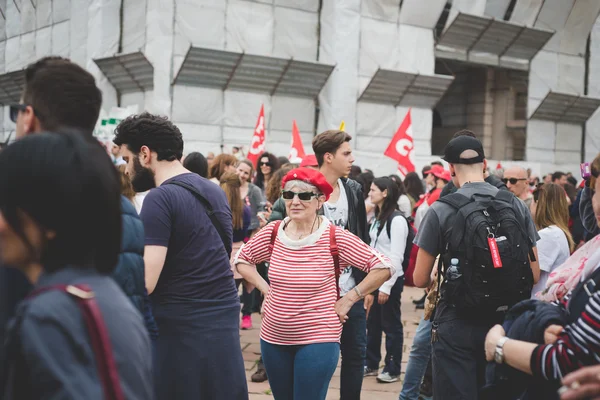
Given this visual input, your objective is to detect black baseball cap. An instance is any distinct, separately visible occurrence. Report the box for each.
[442,136,485,164]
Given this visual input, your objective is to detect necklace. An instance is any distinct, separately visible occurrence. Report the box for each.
[291,215,320,239]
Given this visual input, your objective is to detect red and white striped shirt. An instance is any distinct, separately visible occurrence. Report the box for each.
[235,218,393,345]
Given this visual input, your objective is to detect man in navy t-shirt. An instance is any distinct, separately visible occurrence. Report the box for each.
[114,113,248,400]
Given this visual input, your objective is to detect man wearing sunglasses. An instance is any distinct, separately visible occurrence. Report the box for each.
[503,166,533,209]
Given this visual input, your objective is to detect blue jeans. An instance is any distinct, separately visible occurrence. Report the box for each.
[399,317,432,400]
[366,278,404,376]
[340,299,367,400]
[260,340,339,400]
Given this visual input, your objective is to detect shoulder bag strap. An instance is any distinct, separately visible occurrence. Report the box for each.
[269,220,283,253]
[26,284,125,400]
[167,180,232,257]
[329,225,341,299]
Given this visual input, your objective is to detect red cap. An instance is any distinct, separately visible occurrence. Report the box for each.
[430,165,451,181]
[281,167,333,201]
[300,154,318,168]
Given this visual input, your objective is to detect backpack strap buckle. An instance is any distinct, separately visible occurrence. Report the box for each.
[584,279,597,297]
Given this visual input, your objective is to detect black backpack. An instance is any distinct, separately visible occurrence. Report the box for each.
[375,211,415,273]
[437,190,535,317]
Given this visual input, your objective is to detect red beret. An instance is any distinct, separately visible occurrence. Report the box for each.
[300,154,318,168]
[281,167,333,201]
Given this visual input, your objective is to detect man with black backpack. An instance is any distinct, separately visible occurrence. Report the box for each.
[412,135,540,399]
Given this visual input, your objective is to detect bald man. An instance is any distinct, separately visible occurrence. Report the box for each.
[503,166,533,208]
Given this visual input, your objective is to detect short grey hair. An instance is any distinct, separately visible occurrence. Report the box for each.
[283,180,321,196]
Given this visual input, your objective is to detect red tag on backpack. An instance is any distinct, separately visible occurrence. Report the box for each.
[488,236,503,268]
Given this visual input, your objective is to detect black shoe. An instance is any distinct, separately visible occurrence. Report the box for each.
[412,292,426,304]
[416,302,425,310]
[251,361,268,383]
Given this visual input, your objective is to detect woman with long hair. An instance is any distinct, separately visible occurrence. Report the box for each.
[364,177,409,383]
[209,153,237,184]
[235,160,266,332]
[236,159,265,233]
[530,183,574,298]
[235,168,394,399]
[253,152,280,192]
[1,132,152,399]
[220,172,251,284]
[403,172,424,210]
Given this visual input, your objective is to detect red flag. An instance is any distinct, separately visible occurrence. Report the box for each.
[384,109,415,177]
[247,105,266,167]
[288,120,306,162]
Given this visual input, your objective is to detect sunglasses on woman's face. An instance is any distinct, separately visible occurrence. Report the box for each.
[501,177,527,185]
[281,190,317,201]
[260,162,272,167]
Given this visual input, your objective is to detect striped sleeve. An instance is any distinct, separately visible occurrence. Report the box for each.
[235,222,275,266]
[530,291,600,381]
[336,227,395,275]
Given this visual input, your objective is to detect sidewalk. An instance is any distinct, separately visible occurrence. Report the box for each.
[241,286,425,399]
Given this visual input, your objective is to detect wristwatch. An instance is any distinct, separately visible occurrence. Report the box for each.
[494,337,510,364]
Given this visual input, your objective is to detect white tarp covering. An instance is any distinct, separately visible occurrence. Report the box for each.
[317,0,360,134]
[273,6,318,61]
[446,0,487,28]
[399,0,447,29]
[559,0,600,56]
[484,0,512,19]
[122,0,147,54]
[586,14,600,161]
[534,0,574,53]
[37,0,52,30]
[226,1,274,54]
[510,0,544,26]
[145,0,174,116]
[70,0,89,66]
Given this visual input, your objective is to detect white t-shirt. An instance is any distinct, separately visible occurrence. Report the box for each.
[369,216,408,294]
[133,191,147,214]
[398,194,412,218]
[531,225,570,298]
[323,179,354,295]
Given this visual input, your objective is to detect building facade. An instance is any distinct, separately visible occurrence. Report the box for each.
[2,0,600,176]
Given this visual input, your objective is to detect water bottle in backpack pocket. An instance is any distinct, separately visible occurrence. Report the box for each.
[438,191,535,318]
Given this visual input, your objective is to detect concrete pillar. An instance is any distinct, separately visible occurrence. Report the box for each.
[466,68,494,156]
[491,70,511,160]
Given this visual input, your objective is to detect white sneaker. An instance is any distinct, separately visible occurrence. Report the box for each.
[377,371,399,383]
[364,366,378,377]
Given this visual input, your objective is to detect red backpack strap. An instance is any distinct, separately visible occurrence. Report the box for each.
[329,225,341,299]
[269,220,283,253]
[27,284,125,400]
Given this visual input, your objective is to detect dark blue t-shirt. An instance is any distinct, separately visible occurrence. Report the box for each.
[140,173,237,301]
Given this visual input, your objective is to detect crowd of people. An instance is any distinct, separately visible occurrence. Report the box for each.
[1,55,600,400]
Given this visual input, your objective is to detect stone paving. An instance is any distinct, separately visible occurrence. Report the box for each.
[241,286,425,399]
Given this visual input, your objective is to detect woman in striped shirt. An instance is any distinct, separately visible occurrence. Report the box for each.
[483,155,600,397]
[235,168,394,400]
